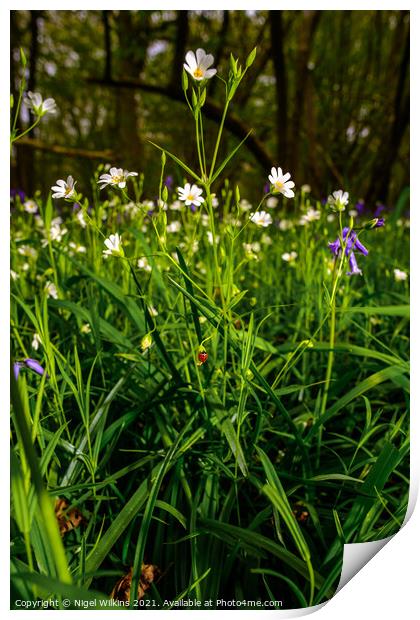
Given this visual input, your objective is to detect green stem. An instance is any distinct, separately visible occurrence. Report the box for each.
[209,99,229,180]
[11,117,41,145]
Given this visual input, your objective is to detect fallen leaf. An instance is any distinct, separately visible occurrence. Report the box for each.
[55,498,84,536]
[110,564,160,602]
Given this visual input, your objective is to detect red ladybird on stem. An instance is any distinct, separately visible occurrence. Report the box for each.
[197,350,208,365]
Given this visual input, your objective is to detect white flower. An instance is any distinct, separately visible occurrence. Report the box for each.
[167,221,181,233]
[299,207,321,225]
[148,305,158,317]
[169,200,183,211]
[301,184,311,194]
[177,183,205,207]
[261,234,273,245]
[24,91,56,116]
[394,268,408,282]
[51,176,77,199]
[327,213,336,223]
[327,189,349,212]
[76,210,87,228]
[81,323,91,334]
[349,209,358,218]
[31,333,42,351]
[103,233,123,257]
[266,196,279,208]
[250,210,272,227]
[98,167,138,190]
[23,199,38,214]
[239,199,253,212]
[184,49,217,81]
[279,219,293,231]
[268,167,295,198]
[137,257,152,272]
[10,270,19,281]
[206,231,220,245]
[18,245,37,259]
[51,223,68,242]
[68,241,86,254]
[282,251,298,262]
[44,281,58,299]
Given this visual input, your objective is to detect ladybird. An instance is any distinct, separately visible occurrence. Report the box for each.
[198,351,208,365]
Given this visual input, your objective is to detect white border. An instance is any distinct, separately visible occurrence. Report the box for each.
[2,3,417,618]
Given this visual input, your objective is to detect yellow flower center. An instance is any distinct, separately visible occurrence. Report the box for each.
[275,181,284,191]
[193,67,204,78]
[187,194,195,201]
[112,174,125,184]
[65,186,73,195]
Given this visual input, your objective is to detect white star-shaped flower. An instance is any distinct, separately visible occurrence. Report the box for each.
[24,91,57,116]
[250,211,273,227]
[177,183,205,207]
[103,233,123,257]
[51,176,77,199]
[268,167,295,198]
[184,49,217,81]
[327,190,349,212]
[98,167,138,190]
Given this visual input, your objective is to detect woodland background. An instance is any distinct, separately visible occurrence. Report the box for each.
[11,10,409,206]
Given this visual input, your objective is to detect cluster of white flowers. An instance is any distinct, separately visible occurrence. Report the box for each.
[282,251,298,263]
[137,257,152,272]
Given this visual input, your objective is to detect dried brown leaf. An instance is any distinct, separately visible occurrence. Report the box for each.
[110,565,160,602]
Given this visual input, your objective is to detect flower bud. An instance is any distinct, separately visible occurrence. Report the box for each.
[141,333,153,352]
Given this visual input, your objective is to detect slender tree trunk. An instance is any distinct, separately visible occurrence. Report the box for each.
[290,10,321,178]
[366,20,409,203]
[269,10,288,167]
[171,11,189,90]
[115,11,151,170]
[19,10,41,195]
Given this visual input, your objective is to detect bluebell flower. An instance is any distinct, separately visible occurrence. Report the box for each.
[10,188,26,202]
[13,358,48,380]
[355,199,365,215]
[328,227,368,276]
[164,175,173,189]
[374,203,386,218]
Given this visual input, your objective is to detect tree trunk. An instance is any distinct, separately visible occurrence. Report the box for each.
[290,10,321,178]
[115,11,151,170]
[366,20,409,203]
[269,10,288,167]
